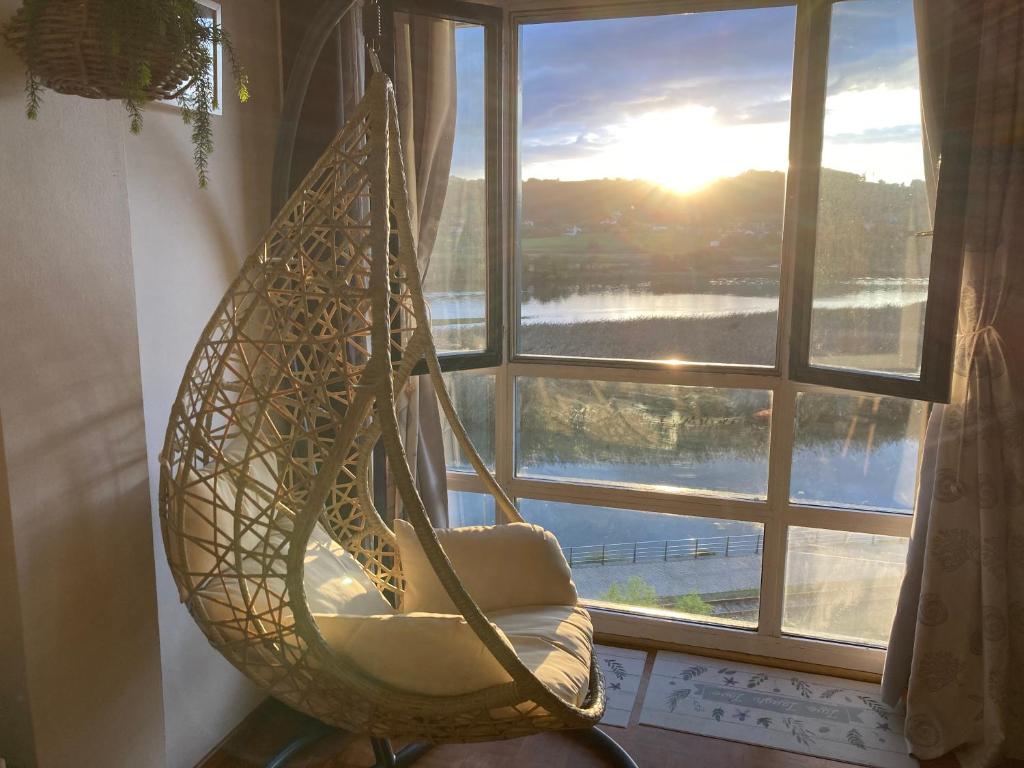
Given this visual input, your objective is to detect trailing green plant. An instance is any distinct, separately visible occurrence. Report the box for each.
[3,0,250,186]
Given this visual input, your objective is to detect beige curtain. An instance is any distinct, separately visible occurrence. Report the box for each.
[390,13,457,526]
[882,2,1024,766]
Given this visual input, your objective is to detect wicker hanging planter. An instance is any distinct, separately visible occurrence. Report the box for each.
[2,0,250,186]
[3,0,196,101]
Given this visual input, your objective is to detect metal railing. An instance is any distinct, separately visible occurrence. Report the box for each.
[563,532,763,566]
[562,528,894,567]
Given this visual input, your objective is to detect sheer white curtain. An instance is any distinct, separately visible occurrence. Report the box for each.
[391,12,457,526]
[882,2,1024,766]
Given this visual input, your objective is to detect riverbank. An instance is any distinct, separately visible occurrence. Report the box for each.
[514,302,921,367]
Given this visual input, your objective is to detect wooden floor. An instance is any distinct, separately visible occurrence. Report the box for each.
[203,652,973,768]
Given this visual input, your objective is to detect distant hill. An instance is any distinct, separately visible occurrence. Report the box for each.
[431,170,929,289]
[521,171,786,230]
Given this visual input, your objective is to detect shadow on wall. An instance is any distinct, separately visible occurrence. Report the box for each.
[0,410,37,768]
[132,112,246,279]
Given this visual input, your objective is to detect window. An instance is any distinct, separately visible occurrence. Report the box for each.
[788,0,972,401]
[517,8,794,366]
[448,490,496,527]
[783,528,909,646]
[790,391,927,512]
[389,0,504,372]
[163,1,223,115]
[808,1,930,378]
[517,378,771,498]
[400,0,972,674]
[423,21,488,354]
[520,499,762,628]
[441,370,496,471]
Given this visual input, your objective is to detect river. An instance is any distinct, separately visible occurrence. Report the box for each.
[426,277,929,328]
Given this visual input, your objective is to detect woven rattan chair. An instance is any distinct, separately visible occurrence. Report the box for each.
[159,65,638,767]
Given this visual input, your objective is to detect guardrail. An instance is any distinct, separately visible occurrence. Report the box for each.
[563,532,763,566]
[562,528,893,567]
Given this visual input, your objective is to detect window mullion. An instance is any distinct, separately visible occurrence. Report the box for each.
[758,0,831,642]
[509,476,770,523]
[759,381,796,639]
[496,359,515,494]
[784,504,914,538]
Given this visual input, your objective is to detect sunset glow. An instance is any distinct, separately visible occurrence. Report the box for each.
[523,104,791,194]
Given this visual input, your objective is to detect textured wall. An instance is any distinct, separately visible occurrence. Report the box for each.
[0,3,165,762]
[0,1,282,765]
[125,2,282,766]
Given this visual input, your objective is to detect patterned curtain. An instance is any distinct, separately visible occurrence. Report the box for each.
[390,13,456,526]
[881,2,1024,766]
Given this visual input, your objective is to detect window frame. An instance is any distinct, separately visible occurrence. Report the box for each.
[383,0,507,374]
[430,0,946,674]
[785,0,977,405]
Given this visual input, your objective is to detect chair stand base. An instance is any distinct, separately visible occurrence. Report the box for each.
[370,737,432,767]
[264,724,636,768]
[263,727,431,768]
[574,726,640,768]
[264,720,337,768]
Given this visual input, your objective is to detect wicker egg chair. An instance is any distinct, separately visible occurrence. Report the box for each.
[159,60,638,767]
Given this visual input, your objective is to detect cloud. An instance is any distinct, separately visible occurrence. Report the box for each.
[827,124,923,145]
[522,131,617,164]
[515,0,922,180]
[520,6,798,137]
[827,50,920,95]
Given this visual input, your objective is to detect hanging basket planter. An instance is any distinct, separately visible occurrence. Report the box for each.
[3,0,196,101]
[2,0,250,186]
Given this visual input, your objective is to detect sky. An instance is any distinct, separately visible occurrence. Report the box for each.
[450,0,925,191]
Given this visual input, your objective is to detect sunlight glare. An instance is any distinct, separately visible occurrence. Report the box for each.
[522,105,791,193]
[617,106,722,193]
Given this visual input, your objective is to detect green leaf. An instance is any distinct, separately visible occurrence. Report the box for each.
[25,72,42,120]
[126,100,144,134]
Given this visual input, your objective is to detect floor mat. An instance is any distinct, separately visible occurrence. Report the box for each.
[595,645,648,728]
[639,651,914,768]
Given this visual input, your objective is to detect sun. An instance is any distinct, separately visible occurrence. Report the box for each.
[520,105,791,190]
[614,105,728,194]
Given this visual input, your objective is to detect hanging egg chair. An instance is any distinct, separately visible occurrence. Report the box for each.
[158,11,638,764]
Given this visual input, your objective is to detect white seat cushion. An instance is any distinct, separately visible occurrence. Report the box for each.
[303,527,395,615]
[313,603,594,704]
[490,604,594,707]
[313,612,514,696]
[182,449,393,620]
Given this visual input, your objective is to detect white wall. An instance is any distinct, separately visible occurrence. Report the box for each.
[125,3,282,767]
[0,2,282,766]
[0,5,165,762]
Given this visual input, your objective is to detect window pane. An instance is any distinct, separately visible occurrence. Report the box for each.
[448,491,496,527]
[421,21,487,353]
[517,7,797,365]
[783,527,908,646]
[441,371,495,472]
[521,499,761,627]
[809,0,930,376]
[516,378,771,498]
[790,391,926,512]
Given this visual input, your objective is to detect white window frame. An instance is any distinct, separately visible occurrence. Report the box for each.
[157,0,224,116]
